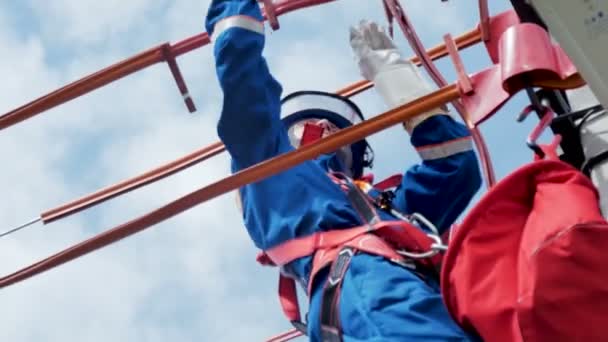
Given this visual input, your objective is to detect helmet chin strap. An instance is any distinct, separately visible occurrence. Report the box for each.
[300,122,325,146]
[309,120,355,176]
[290,119,356,177]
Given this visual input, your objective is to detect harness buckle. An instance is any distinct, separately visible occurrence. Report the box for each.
[327,248,355,287]
[376,190,395,211]
[291,320,308,335]
[395,212,448,259]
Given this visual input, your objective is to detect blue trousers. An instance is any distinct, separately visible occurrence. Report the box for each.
[307,253,478,341]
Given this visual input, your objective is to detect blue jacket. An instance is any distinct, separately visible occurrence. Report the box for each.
[206,0,481,286]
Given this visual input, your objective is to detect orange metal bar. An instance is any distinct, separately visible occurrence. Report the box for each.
[478,0,491,41]
[33,28,482,226]
[444,33,473,94]
[336,27,481,98]
[161,44,197,113]
[266,328,303,342]
[41,142,225,224]
[410,27,481,65]
[0,45,170,130]
[0,0,337,131]
[0,20,479,132]
[0,84,461,289]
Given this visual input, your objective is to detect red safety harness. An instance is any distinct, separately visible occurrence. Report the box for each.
[256,172,446,340]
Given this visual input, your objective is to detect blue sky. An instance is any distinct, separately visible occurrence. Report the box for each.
[0,1,551,341]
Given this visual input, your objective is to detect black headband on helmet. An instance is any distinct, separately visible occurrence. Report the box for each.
[280,90,374,178]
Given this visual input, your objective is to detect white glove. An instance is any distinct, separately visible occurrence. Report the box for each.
[349,20,446,133]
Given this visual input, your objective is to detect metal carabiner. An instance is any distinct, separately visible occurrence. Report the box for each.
[394,212,448,259]
[518,104,560,158]
[396,232,446,259]
[408,212,440,236]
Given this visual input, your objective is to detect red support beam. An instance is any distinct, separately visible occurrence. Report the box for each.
[0,84,462,289]
[0,0,337,131]
[0,25,485,237]
[31,27,482,228]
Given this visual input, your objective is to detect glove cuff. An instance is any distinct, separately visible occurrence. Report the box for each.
[372,61,433,107]
[403,108,447,134]
[371,63,449,134]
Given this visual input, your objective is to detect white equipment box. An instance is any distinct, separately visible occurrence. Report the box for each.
[529,0,608,109]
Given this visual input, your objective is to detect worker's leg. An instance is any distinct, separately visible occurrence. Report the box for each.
[308,253,477,341]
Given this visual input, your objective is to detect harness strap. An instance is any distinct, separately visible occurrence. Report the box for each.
[265,227,441,337]
[278,275,308,334]
[582,150,608,176]
[259,173,445,339]
[373,174,402,191]
[274,232,418,337]
[320,247,355,342]
[262,220,437,269]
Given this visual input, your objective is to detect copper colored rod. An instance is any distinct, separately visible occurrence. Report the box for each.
[337,27,481,97]
[0,0,338,131]
[0,45,168,130]
[36,80,358,227]
[384,0,497,187]
[266,328,303,342]
[0,84,460,289]
[478,0,491,41]
[32,28,482,227]
[41,142,225,224]
[0,22,479,131]
[410,27,481,65]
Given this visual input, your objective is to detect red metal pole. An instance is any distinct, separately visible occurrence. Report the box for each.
[0,0,337,131]
[0,44,171,130]
[266,328,303,342]
[478,0,491,41]
[41,142,225,224]
[384,0,496,187]
[29,27,482,228]
[0,84,461,289]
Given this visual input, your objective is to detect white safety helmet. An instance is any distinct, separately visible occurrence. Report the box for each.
[280,90,374,178]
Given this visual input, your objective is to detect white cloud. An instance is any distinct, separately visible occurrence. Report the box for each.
[0,1,527,341]
[25,0,164,46]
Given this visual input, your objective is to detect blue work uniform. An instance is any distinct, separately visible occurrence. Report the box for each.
[206,1,482,340]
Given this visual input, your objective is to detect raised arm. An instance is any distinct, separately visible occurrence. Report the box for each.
[206,0,289,169]
[350,21,481,232]
[393,116,481,232]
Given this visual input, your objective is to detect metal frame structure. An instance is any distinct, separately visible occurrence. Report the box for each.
[0,1,591,341]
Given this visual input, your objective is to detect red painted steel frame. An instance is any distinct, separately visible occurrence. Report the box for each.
[0,0,337,131]
[32,28,482,226]
[383,0,497,188]
[0,2,492,340]
[0,84,462,289]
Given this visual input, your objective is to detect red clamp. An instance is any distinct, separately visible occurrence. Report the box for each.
[518,105,562,159]
[261,0,280,30]
[382,0,395,38]
[478,0,491,41]
[444,33,473,95]
[161,44,196,113]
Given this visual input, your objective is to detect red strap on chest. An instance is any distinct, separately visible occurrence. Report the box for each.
[260,220,442,329]
[300,122,325,146]
[259,220,438,268]
[258,172,441,333]
[373,174,403,190]
[275,232,412,327]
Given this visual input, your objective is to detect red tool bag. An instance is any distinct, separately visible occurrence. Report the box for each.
[441,160,608,342]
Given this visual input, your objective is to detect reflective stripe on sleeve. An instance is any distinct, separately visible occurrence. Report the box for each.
[416,137,474,160]
[211,15,264,42]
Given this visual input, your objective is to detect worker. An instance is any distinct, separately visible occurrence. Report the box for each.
[206,0,481,340]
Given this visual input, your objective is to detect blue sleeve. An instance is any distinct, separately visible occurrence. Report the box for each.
[206,0,290,169]
[392,115,482,233]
